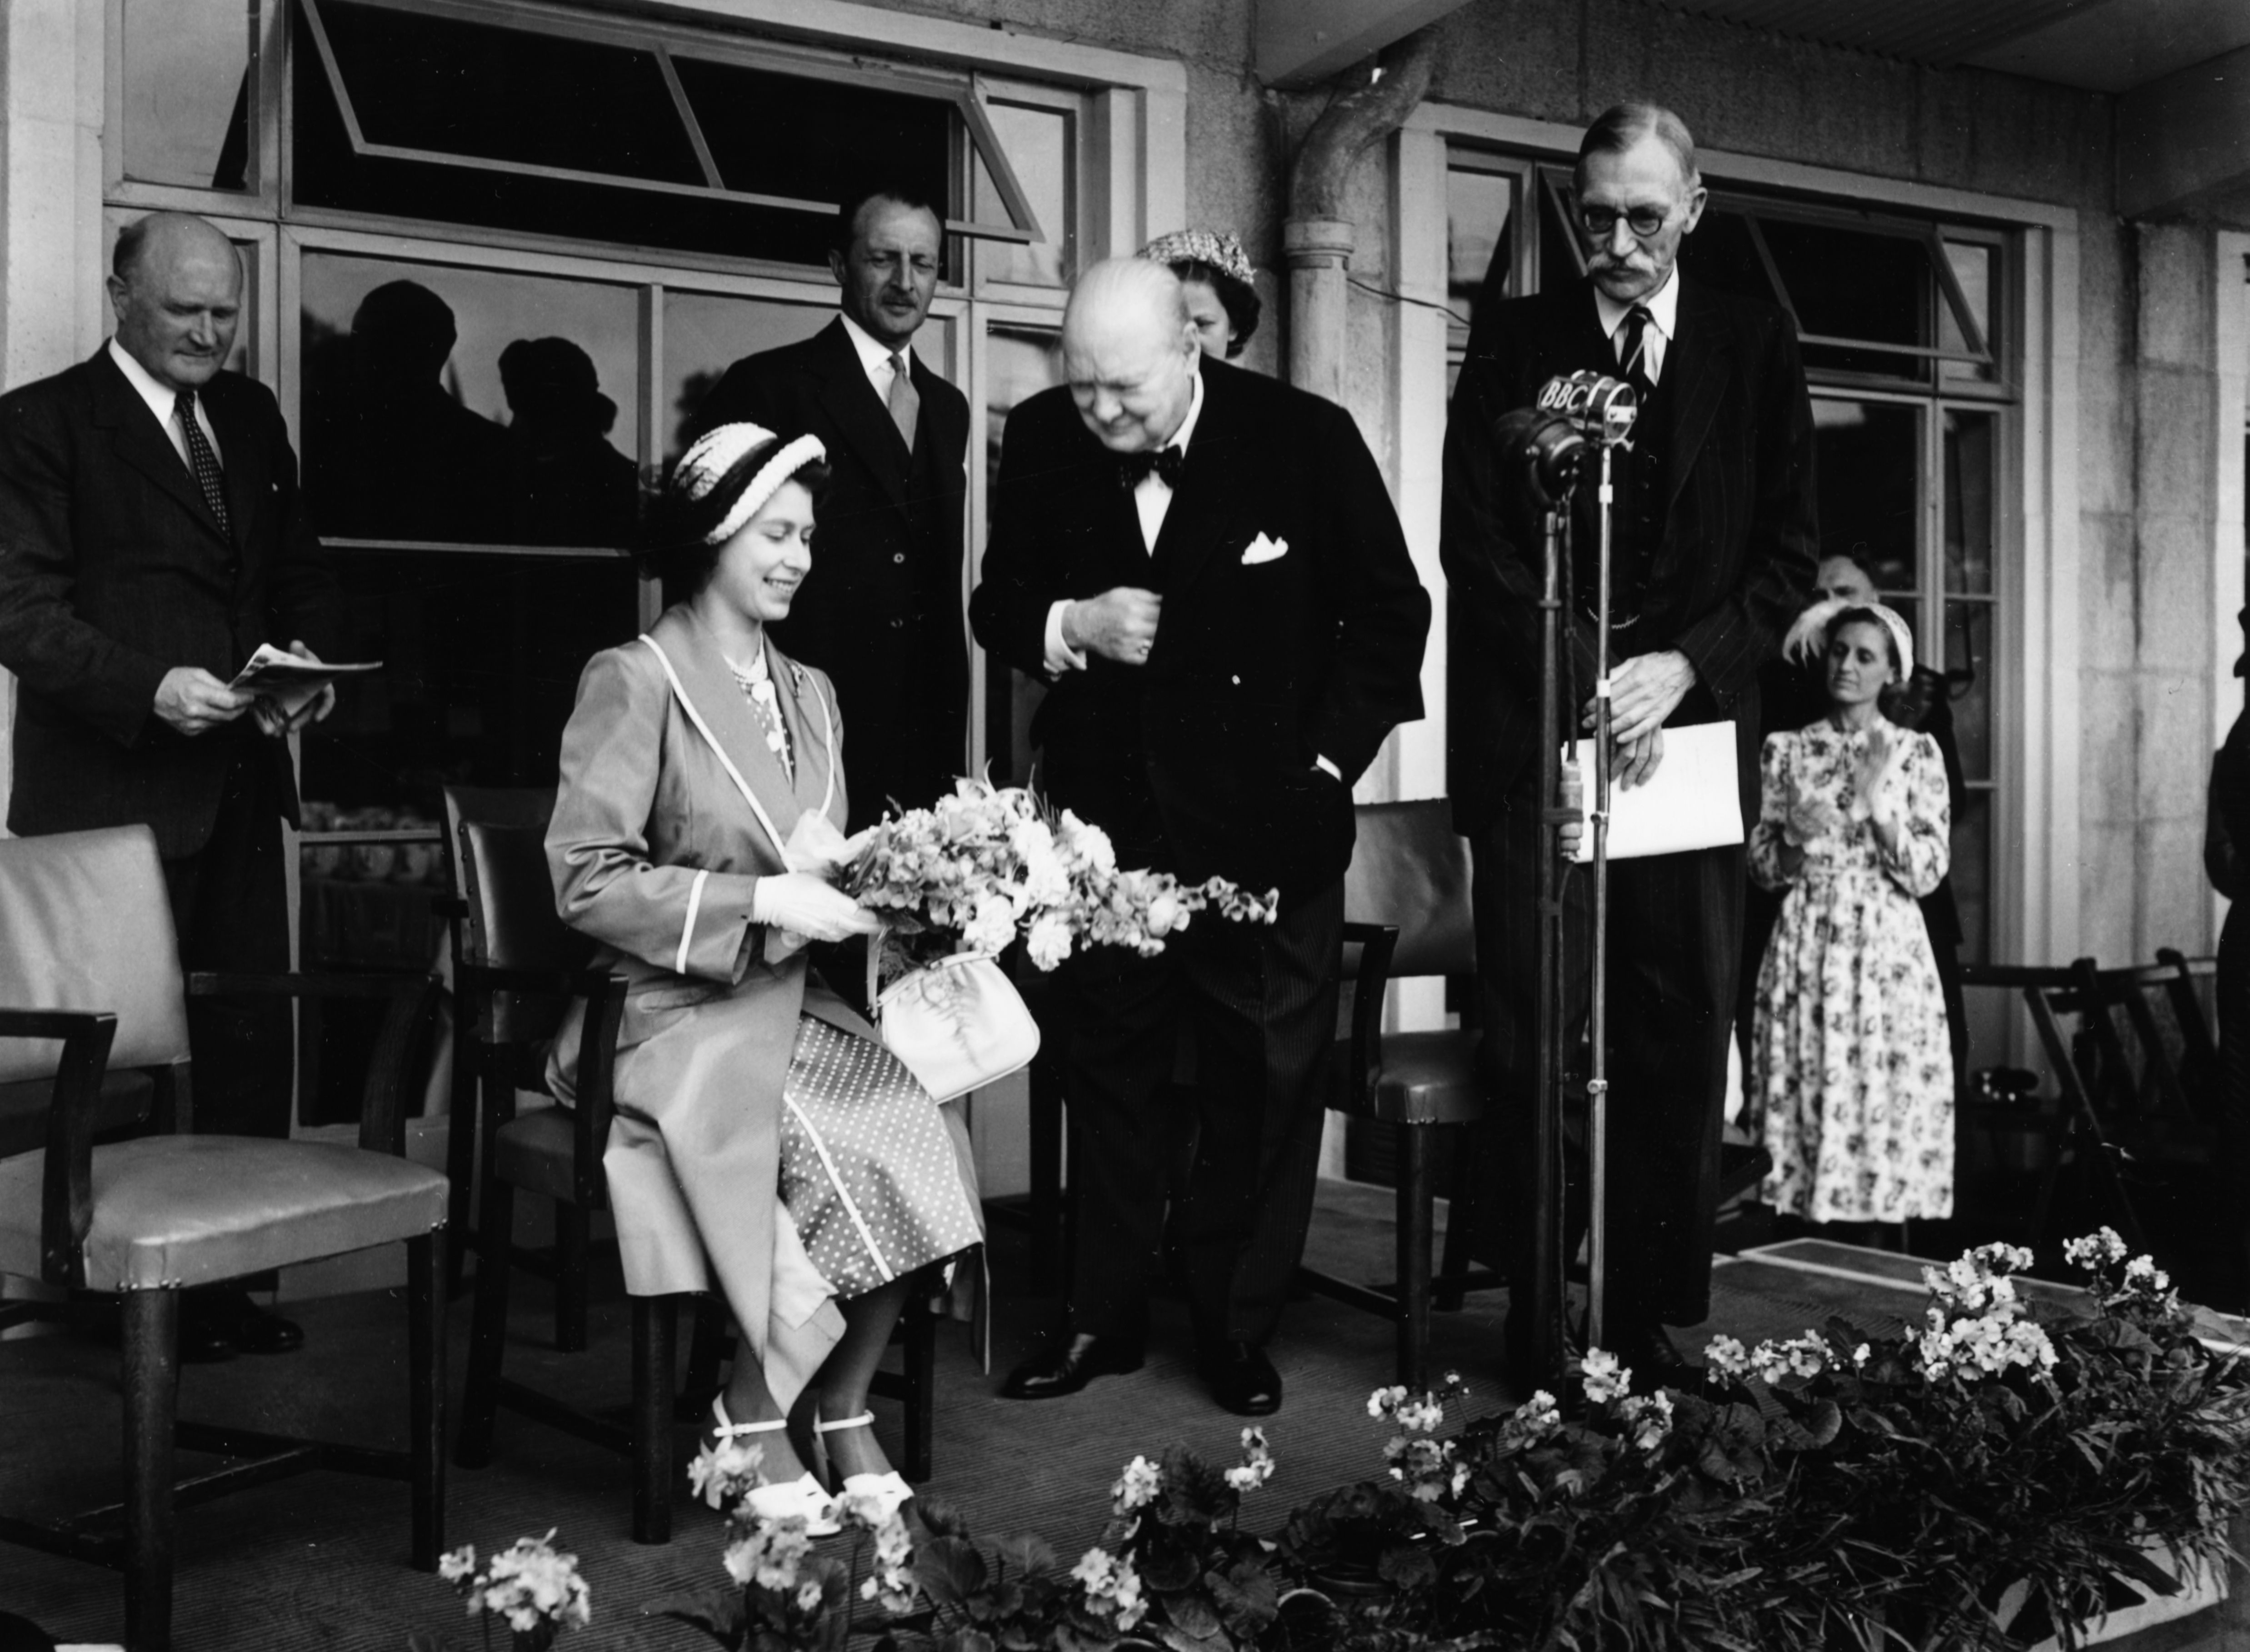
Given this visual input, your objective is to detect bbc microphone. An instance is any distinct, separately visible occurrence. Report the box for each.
[1492,406,1587,508]
[1535,370,1638,446]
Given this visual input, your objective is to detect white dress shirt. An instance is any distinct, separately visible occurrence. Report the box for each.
[838,310,914,405]
[1593,266,1681,385]
[108,337,225,469]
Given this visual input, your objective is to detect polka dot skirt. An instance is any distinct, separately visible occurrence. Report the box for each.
[778,1016,981,1301]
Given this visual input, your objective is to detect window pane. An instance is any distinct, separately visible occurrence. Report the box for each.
[300,253,642,546]
[122,0,253,191]
[976,102,1071,286]
[1447,166,1514,346]
[1944,407,1995,594]
[1940,240,1997,385]
[660,291,833,463]
[1536,173,1583,303]
[1760,219,1932,351]
[1952,789,1992,964]
[297,550,641,821]
[1810,398,1920,593]
[1945,601,1994,782]
[983,325,1065,787]
[676,54,954,233]
[295,6,825,265]
[313,0,703,185]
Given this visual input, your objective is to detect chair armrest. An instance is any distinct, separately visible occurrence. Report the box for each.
[0,1006,119,1289]
[188,971,441,1156]
[1340,921,1400,1111]
[455,961,620,1001]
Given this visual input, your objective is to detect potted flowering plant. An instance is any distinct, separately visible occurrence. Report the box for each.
[415,1530,591,1652]
[650,1434,917,1652]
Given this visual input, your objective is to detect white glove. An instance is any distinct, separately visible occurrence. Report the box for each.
[751,872,883,942]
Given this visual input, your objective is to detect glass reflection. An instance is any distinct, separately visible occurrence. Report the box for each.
[1940,241,1997,385]
[300,254,640,546]
[977,102,1071,286]
[660,292,832,462]
[297,550,640,820]
[1944,407,1995,594]
[1447,167,1514,340]
[1945,601,1993,781]
[123,0,252,191]
[1810,398,1920,594]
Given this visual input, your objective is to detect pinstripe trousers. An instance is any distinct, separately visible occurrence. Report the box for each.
[1466,780,1741,1329]
[1056,879,1345,1347]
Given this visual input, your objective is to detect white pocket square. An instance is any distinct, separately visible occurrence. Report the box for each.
[1241,533,1289,565]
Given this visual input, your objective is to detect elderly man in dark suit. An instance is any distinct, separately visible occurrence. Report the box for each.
[973,258,1429,1414]
[1443,104,1817,1385]
[0,210,338,1361]
[695,184,971,830]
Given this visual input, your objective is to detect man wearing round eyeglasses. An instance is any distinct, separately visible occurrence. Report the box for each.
[1440,103,1818,1390]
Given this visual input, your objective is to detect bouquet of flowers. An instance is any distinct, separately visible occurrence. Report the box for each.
[845,779,1278,981]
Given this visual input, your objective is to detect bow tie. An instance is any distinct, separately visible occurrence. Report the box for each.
[1117,445,1185,491]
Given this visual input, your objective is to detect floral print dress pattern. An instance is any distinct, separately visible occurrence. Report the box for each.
[1749,719,1955,1222]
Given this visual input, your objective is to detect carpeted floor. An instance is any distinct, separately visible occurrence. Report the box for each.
[0,1184,1945,1650]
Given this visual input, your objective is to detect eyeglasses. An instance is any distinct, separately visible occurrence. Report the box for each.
[1575,202,1673,240]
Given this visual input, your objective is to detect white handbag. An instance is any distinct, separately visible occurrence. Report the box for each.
[870,950,1041,1103]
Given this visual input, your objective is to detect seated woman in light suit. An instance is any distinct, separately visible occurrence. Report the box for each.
[546,422,981,1528]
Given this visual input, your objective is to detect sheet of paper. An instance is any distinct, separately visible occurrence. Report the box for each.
[228,644,382,716]
[1567,719,1744,862]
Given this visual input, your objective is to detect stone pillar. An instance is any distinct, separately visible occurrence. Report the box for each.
[1283,216,1355,408]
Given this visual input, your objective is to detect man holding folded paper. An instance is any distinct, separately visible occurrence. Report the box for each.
[1440,104,1816,1385]
[0,211,337,1361]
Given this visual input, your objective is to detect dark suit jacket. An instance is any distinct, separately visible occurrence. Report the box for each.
[0,346,335,857]
[1441,279,1817,835]
[696,319,971,830]
[970,356,1430,898]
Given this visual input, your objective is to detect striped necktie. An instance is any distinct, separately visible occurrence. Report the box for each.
[1617,304,1658,403]
[175,387,230,538]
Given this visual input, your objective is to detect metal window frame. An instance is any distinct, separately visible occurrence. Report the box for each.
[295,0,1042,244]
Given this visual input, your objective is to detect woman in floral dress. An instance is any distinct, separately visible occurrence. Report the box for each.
[1749,602,1954,1229]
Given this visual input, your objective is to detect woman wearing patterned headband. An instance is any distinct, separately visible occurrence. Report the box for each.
[1139,229,1262,361]
[544,422,981,1530]
[1747,601,1955,1237]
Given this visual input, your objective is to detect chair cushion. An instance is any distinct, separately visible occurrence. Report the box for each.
[0,1135,448,1292]
[0,825,191,1084]
[1335,1028,1483,1125]
[494,1105,583,1203]
[0,1068,154,1158]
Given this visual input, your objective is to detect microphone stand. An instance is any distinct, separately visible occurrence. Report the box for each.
[1530,505,1569,1384]
[1586,443,1617,1355]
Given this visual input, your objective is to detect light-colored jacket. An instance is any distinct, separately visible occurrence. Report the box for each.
[546,602,860,1409]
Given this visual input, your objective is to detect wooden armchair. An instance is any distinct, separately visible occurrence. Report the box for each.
[0,825,446,1652]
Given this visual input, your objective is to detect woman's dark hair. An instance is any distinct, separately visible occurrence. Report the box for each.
[1169,258,1261,357]
[1825,605,1902,675]
[645,434,831,594]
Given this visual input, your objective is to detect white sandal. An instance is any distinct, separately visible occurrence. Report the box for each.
[711,1397,840,1535]
[815,1409,914,1517]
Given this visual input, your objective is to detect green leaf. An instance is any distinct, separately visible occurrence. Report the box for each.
[941,1632,998,1652]
[994,1533,1056,1577]
[1989,1577,2030,1630]
[917,1536,991,1608]
[647,1587,750,1649]
[1164,1593,1224,1640]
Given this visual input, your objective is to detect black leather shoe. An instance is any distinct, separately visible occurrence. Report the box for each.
[1605,1319,1697,1392]
[1000,1332,1144,1400]
[1199,1341,1282,1417]
[193,1289,305,1357]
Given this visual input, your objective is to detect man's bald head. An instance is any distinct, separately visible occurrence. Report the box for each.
[108,212,242,394]
[1061,257,1200,454]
